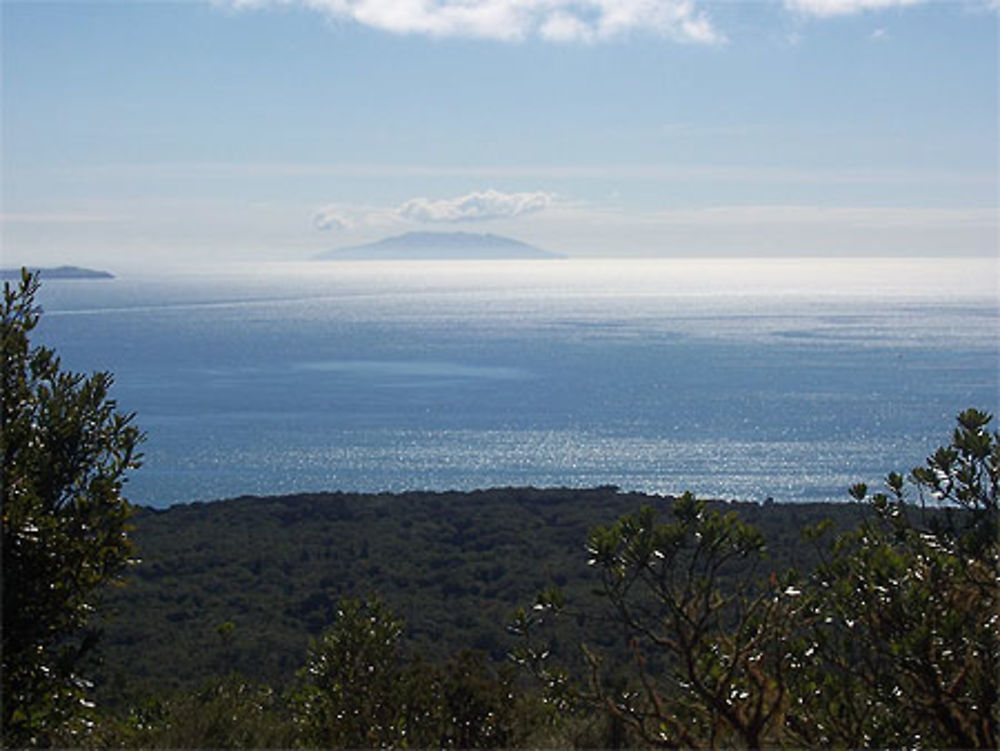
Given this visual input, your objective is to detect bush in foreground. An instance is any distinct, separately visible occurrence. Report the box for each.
[515,409,998,749]
[2,271,143,747]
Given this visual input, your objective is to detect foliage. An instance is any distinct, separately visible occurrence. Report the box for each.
[516,410,999,749]
[512,492,809,748]
[1,270,144,746]
[85,598,537,749]
[93,677,294,749]
[292,596,405,747]
[396,649,525,749]
[791,408,998,749]
[292,596,528,748]
[95,487,860,698]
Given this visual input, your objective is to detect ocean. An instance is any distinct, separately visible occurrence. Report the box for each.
[29,257,999,509]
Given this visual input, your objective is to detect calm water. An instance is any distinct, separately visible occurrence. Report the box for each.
[31,258,999,508]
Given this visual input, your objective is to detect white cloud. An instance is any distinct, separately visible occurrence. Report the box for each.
[312,190,554,230]
[313,206,354,231]
[398,189,553,223]
[222,0,725,44]
[783,0,1000,17]
[784,0,921,17]
[539,11,593,42]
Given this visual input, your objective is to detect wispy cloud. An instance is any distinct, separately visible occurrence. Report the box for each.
[646,204,998,229]
[60,160,997,187]
[217,0,997,42]
[782,0,995,17]
[220,0,725,44]
[0,212,119,225]
[784,0,921,17]
[397,189,553,223]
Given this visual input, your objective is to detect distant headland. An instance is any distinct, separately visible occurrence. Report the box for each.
[1,265,115,280]
[314,231,562,261]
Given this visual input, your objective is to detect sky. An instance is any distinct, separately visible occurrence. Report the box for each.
[1,0,997,268]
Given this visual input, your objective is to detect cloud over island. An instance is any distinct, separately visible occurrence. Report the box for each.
[399,189,553,223]
[314,189,555,231]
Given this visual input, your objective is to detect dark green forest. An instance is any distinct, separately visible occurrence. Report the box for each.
[95,488,865,699]
[29,471,1000,748]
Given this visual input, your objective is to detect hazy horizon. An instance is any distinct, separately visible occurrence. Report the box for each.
[6,254,998,287]
[3,1,997,269]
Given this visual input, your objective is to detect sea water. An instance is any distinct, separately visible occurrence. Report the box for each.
[29,258,999,508]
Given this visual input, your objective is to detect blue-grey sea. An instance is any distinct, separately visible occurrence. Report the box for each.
[30,258,999,509]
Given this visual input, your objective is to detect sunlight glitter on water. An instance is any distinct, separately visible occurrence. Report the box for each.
[32,257,999,507]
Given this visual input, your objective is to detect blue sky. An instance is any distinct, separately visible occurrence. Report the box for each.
[2,0,997,267]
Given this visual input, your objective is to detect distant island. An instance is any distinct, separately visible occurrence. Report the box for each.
[314,231,562,261]
[1,265,114,280]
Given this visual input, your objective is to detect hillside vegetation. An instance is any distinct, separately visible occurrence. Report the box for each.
[96,487,864,700]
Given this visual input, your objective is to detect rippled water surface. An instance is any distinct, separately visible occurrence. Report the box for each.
[32,258,999,507]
